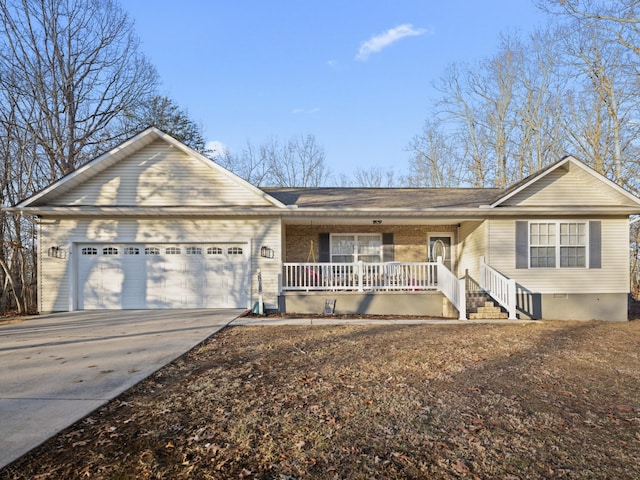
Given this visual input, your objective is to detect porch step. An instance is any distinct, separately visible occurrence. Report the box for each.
[466,293,509,320]
[468,305,509,320]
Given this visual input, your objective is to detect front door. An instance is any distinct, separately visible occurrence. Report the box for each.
[428,233,453,272]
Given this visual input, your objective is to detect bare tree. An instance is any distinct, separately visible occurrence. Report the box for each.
[215,134,332,187]
[406,119,463,187]
[512,28,568,177]
[264,134,332,187]
[352,166,398,187]
[433,63,490,187]
[560,20,636,181]
[0,0,158,313]
[0,0,158,179]
[541,1,640,58]
[214,140,271,186]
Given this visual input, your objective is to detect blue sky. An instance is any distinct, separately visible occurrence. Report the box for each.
[125,1,547,181]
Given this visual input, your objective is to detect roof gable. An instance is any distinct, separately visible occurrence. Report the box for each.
[491,156,640,209]
[17,128,285,209]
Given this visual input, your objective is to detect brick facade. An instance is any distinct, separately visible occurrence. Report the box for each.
[284,224,457,263]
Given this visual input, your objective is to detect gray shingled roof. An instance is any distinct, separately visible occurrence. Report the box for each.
[262,187,504,209]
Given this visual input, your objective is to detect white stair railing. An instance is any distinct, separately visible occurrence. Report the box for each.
[436,257,466,320]
[479,256,517,319]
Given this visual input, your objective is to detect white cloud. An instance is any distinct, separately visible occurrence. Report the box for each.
[291,107,320,114]
[356,24,431,61]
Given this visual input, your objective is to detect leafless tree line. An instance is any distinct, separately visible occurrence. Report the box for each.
[0,0,158,313]
[4,0,640,312]
[407,1,640,295]
[408,1,640,193]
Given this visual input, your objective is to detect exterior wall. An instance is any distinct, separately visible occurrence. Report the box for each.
[51,139,273,207]
[279,291,452,317]
[284,224,457,264]
[457,221,487,282]
[487,217,629,294]
[517,293,628,322]
[38,216,282,312]
[487,217,630,321]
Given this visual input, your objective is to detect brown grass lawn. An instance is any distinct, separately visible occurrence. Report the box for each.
[2,320,640,479]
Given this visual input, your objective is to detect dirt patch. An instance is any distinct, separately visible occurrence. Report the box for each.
[2,320,640,479]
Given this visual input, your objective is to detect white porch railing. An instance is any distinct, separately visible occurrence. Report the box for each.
[282,259,468,320]
[282,261,439,292]
[479,256,517,319]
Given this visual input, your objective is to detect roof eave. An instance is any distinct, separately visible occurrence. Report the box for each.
[9,204,638,218]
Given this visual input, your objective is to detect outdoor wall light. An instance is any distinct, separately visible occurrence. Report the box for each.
[260,246,275,258]
[372,219,383,225]
[47,246,66,259]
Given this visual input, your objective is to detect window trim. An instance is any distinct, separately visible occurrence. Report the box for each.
[527,221,589,269]
[329,233,383,263]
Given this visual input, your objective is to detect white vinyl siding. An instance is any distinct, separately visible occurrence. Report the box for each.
[487,218,629,294]
[502,164,638,207]
[457,221,487,281]
[50,139,274,207]
[37,217,282,312]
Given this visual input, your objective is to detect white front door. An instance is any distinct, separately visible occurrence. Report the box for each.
[427,233,454,272]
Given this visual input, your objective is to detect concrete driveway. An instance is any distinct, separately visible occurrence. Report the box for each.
[0,309,243,469]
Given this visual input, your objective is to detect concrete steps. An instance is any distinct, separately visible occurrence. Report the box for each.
[467,292,508,320]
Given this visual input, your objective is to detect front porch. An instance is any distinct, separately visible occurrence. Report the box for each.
[279,258,517,320]
[277,223,517,319]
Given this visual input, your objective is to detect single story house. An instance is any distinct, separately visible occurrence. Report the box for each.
[9,127,640,320]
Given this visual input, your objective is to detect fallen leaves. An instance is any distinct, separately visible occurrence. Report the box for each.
[3,321,640,479]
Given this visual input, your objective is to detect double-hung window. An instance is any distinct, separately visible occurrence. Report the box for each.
[330,234,382,263]
[529,222,587,268]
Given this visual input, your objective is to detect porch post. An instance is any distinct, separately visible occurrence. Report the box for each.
[508,278,517,320]
[357,260,363,292]
[458,277,467,320]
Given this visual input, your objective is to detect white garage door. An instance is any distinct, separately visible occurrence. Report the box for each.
[77,243,250,309]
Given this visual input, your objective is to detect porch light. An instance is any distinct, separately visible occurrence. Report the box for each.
[372,219,382,225]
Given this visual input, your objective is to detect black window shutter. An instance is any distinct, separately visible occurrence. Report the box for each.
[382,233,394,262]
[319,233,330,262]
[589,221,601,269]
[515,221,528,269]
